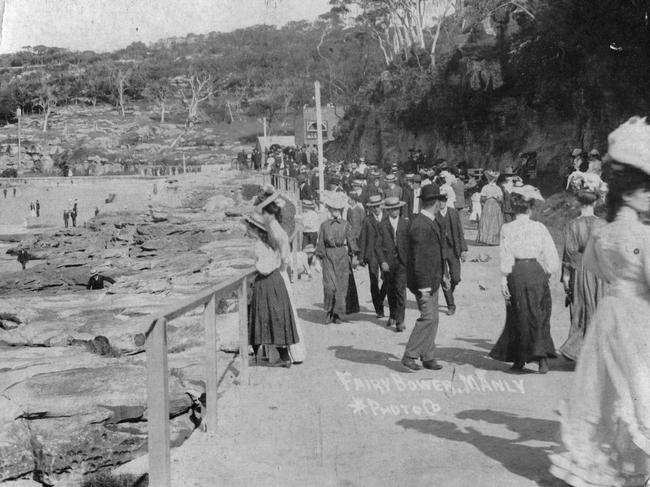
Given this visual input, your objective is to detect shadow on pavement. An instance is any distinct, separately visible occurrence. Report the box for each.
[397,409,560,486]
[328,345,406,373]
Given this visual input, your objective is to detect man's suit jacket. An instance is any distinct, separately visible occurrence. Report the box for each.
[358,214,383,269]
[436,208,468,260]
[402,185,414,218]
[377,216,410,269]
[300,183,314,201]
[407,213,444,295]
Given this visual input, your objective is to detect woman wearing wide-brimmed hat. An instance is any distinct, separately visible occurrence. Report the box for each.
[489,184,560,374]
[477,170,504,245]
[254,185,306,364]
[244,212,298,368]
[550,117,650,487]
[558,173,608,361]
[315,192,360,323]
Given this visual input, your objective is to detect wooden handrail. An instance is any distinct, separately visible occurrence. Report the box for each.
[144,227,300,487]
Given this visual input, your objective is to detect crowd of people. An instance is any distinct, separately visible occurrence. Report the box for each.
[244,116,650,486]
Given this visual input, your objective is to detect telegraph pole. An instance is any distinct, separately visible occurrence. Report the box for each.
[16,108,21,171]
[262,117,267,169]
[314,81,325,196]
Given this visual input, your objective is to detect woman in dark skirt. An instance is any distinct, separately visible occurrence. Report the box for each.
[245,213,298,368]
[315,192,359,324]
[489,185,560,374]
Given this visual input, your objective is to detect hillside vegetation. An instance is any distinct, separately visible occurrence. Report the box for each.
[1,0,649,176]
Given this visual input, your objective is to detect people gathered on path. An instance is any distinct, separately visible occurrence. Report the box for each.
[247,124,650,485]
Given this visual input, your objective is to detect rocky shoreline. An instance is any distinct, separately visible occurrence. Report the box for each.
[0,171,259,486]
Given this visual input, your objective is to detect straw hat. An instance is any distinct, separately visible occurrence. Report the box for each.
[510,184,544,202]
[571,148,583,157]
[301,199,315,209]
[385,174,397,183]
[366,195,383,207]
[485,170,499,182]
[254,185,281,211]
[382,196,406,210]
[607,116,650,175]
[303,244,316,253]
[324,192,347,210]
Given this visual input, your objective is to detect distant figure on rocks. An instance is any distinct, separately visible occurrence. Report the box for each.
[17,247,29,270]
[71,202,78,227]
[94,207,100,217]
[13,187,16,197]
[63,210,70,228]
[2,187,6,198]
[87,268,116,290]
[35,200,40,218]
[29,202,36,218]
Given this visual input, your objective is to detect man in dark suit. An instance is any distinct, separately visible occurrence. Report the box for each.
[358,195,387,318]
[402,184,446,372]
[436,197,468,316]
[299,175,314,201]
[377,196,409,331]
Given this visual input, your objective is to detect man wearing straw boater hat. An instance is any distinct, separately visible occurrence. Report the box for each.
[377,196,409,331]
[359,194,388,318]
[402,183,447,371]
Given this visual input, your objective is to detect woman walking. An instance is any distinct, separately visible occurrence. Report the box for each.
[315,192,359,324]
[489,184,559,373]
[549,117,650,487]
[255,186,306,364]
[245,213,298,369]
[559,174,607,361]
[477,170,504,245]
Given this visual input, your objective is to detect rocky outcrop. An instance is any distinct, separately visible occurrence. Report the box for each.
[0,173,259,484]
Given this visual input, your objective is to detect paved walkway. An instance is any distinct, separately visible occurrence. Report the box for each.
[169,230,573,487]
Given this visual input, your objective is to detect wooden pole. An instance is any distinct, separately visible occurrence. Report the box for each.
[182,153,187,174]
[146,318,171,487]
[314,82,325,196]
[204,294,218,434]
[16,108,21,171]
[238,280,249,385]
[262,117,267,170]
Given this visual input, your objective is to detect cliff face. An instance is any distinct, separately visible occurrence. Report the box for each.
[328,6,639,174]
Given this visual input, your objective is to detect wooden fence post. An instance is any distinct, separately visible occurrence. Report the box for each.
[203,294,218,434]
[146,318,171,487]
[238,279,249,385]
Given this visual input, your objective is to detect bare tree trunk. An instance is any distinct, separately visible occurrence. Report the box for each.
[42,106,51,132]
[227,102,235,123]
[160,101,166,123]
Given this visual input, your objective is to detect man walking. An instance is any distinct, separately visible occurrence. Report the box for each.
[358,195,387,318]
[436,194,468,316]
[377,197,409,332]
[35,200,40,218]
[402,184,446,372]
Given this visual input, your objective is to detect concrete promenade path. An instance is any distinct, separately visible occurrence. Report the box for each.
[170,228,573,487]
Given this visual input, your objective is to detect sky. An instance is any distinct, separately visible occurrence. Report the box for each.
[0,0,332,53]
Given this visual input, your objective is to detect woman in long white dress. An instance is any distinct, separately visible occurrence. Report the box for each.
[549,116,650,487]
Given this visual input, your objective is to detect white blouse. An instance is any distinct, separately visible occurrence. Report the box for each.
[500,215,560,276]
[254,240,281,276]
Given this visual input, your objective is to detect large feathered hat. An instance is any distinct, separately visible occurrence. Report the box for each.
[607,116,650,175]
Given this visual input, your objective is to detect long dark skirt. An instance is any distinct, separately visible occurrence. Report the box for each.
[249,269,298,346]
[489,259,557,364]
[346,267,360,315]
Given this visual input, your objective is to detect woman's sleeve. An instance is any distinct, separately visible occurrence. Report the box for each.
[500,227,514,275]
[642,229,650,289]
[255,242,280,275]
[539,225,560,275]
[315,223,326,259]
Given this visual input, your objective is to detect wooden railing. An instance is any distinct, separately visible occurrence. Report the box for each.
[254,172,300,201]
[143,229,299,487]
